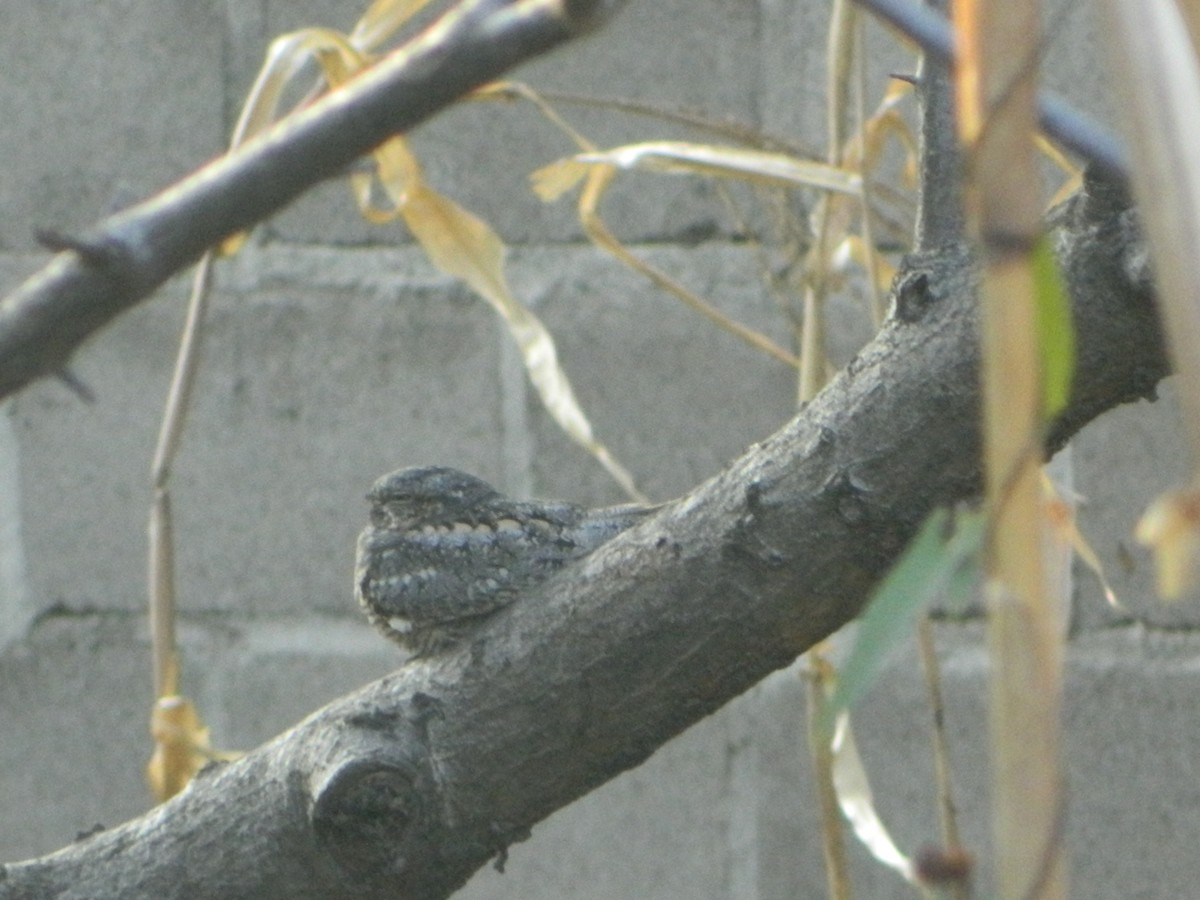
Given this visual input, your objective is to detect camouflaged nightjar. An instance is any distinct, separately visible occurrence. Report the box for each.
[354,467,655,655]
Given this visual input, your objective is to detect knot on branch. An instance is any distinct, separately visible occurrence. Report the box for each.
[892,270,934,324]
[311,757,429,881]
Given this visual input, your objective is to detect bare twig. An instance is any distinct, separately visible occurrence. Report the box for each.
[807,654,855,900]
[912,0,963,252]
[916,619,967,900]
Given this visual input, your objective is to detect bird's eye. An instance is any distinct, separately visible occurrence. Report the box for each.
[370,507,390,528]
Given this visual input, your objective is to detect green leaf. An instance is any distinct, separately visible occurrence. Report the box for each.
[821,508,987,732]
[1033,236,1075,421]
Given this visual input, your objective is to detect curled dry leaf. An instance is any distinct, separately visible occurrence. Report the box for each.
[1136,488,1200,600]
[349,0,436,49]
[1042,472,1121,610]
[575,141,862,195]
[844,78,918,187]
[147,696,240,803]
[830,712,917,884]
[384,142,646,500]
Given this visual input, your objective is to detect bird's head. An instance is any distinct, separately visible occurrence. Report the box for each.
[366,466,501,529]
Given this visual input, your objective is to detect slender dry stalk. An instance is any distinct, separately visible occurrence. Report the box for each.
[953,1,1069,897]
[916,618,968,900]
[804,7,859,893]
[799,0,856,403]
[1094,0,1200,456]
[147,254,215,703]
[1103,0,1200,598]
[852,19,887,328]
[807,655,855,900]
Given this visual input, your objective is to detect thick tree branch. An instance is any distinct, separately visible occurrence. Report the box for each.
[0,3,1162,897]
[0,170,1167,900]
[0,0,624,401]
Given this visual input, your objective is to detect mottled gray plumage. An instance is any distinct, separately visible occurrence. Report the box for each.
[354,466,655,654]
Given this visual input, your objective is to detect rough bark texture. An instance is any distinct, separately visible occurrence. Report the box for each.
[0,170,1167,899]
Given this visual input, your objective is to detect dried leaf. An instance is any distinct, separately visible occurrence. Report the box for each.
[393,146,645,500]
[844,78,917,187]
[351,135,416,223]
[221,28,370,255]
[576,141,862,195]
[1037,134,1083,209]
[550,160,801,368]
[231,28,367,148]
[830,712,917,883]
[479,81,594,152]
[349,0,434,50]
[530,157,594,202]
[1042,473,1121,609]
[1136,488,1200,599]
[147,696,239,802]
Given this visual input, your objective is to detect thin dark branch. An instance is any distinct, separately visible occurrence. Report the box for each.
[855,0,1128,180]
[913,0,964,250]
[0,0,625,402]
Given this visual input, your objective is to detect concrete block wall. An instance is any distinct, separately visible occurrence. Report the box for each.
[2,1,1197,897]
